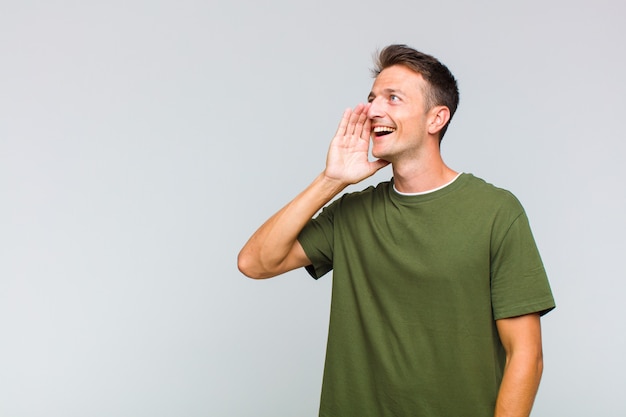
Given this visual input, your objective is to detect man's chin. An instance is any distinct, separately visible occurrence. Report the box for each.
[372,148,388,161]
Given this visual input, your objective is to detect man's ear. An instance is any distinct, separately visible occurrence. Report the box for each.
[427,106,451,135]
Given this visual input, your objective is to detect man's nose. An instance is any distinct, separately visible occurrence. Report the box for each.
[367,97,384,119]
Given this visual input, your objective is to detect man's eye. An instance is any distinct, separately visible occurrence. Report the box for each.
[390,95,400,102]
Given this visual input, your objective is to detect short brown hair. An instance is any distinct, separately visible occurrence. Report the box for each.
[372,44,459,141]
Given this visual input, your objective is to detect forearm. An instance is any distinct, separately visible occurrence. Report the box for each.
[238,103,387,279]
[494,350,543,417]
[237,172,347,278]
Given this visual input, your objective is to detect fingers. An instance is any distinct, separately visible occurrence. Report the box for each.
[335,103,371,138]
[347,104,369,137]
[345,104,364,136]
[334,108,352,138]
[360,114,372,142]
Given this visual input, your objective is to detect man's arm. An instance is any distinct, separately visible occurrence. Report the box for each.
[494,313,544,417]
[237,104,389,279]
[237,173,346,279]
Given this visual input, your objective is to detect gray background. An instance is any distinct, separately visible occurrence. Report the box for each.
[1,0,624,416]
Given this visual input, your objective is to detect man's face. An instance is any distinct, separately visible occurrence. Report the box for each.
[367,65,430,162]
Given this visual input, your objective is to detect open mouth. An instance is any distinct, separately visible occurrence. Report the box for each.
[372,126,396,137]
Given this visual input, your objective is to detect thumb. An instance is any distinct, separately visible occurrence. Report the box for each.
[371,159,391,172]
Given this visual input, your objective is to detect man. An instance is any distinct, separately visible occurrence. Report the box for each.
[238,44,555,417]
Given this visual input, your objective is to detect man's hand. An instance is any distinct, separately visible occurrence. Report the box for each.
[238,104,389,279]
[324,103,390,185]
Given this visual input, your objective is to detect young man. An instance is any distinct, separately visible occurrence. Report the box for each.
[238,44,555,417]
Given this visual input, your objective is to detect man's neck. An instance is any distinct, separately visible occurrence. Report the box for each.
[391,154,458,194]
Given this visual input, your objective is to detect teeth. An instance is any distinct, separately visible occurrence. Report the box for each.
[373,126,396,133]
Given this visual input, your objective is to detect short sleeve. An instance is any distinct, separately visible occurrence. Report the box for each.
[297,201,337,279]
[490,212,556,320]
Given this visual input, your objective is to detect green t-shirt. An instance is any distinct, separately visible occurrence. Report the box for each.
[298,173,555,417]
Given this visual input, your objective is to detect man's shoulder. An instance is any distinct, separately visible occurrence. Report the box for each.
[462,173,522,207]
[340,179,393,200]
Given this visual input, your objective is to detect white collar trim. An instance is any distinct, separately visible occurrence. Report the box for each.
[393,172,463,196]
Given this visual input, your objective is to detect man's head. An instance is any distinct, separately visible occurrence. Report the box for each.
[371,44,459,141]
